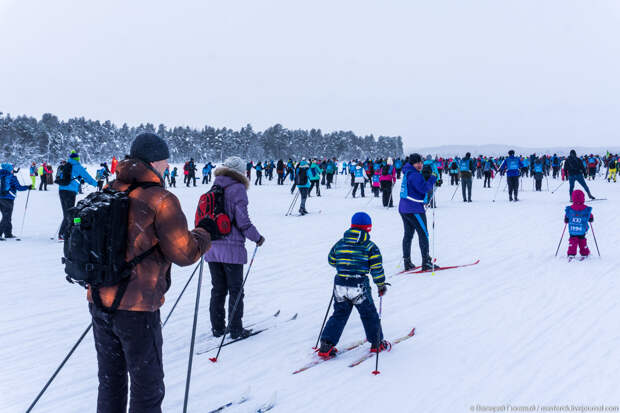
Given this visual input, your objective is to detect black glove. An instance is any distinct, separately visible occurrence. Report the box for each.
[589,217,593,222]
[436,179,443,187]
[378,284,388,297]
[197,217,222,240]
[256,236,265,246]
[564,217,569,223]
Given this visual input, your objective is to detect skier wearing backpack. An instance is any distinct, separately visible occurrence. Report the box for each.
[399,154,439,271]
[533,157,544,191]
[564,189,593,259]
[564,149,595,201]
[57,152,98,240]
[203,156,265,339]
[379,158,396,207]
[317,212,389,359]
[84,133,213,413]
[291,159,311,215]
[459,152,474,202]
[308,160,322,196]
[0,163,31,239]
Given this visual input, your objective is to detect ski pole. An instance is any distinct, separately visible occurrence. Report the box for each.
[17,184,31,240]
[590,223,601,257]
[162,261,201,327]
[313,292,334,350]
[431,185,436,275]
[344,186,353,199]
[210,245,259,363]
[26,323,93,413]
[450,180,459,201]
[372,295,383,375]
[554,223,567,257]
[545,174,550,192]
[183,258,204,413]
[551,181,565,194]
[492,174,503,202]
[285,191,299,216]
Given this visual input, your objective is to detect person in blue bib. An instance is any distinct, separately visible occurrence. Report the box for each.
[459,152,474,202]
[564,189,593,258]
[533,158,544,191]
[399,154,439,271]
[499,150,523,202]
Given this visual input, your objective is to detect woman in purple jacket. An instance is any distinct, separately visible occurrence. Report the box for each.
[204,156,265,339]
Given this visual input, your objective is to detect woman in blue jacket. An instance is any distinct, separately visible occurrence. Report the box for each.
[0,163,31,239]
[399,154,438,271]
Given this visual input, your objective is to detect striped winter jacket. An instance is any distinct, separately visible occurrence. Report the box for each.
[328,228,386,287]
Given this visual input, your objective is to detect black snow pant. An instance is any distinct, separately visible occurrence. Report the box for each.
[90,303,164,413]
[552,166,560,179]
[507,176,519,200]
[396,169,402,179]
[352,182,365,197]
[309,180,320,196]
[202,176,208,184]
[326,173,334,189]
[400,212,430,266]
[39,175,48,190]
[450,173,459,185]
[461,177,472,201]
[380,181,393,207]
[59,189,77,239]
[534,173,543,191]
[0,198,15,237]
[208,262,245,334]
[255,171,262,185]
[277,172,284,185]
[483,171,492,188]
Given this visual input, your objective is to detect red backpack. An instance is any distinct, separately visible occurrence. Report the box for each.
[195,185,232,235]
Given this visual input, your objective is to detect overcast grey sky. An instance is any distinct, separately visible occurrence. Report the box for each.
[1,0,619,148]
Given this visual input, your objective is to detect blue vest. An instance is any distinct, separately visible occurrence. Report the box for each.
[507,158,520,171]
[354,168,364,178]
[460,159,470,172]
[534,163,543,173]
[565,206,592,236]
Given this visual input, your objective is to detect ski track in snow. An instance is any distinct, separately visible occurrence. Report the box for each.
[2,168,619,412]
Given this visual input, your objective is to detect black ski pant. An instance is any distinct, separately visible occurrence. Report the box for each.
[299,187,309,211]
[39,174,48,190]
[0,198,15,237]
[352,182,365,197]
[483,171,492,188]
[552,166,560,179]
[90,303,164,413]
[400,212,430,265]
[450,173,459,185]
[507,176,519,200]
[209,262,245,334]
[255,171,262,185]
[59,189,77,239]
[534,173,543,191]
[309,180,320,196]
[380,181,393,207]
[461,177,472,201]
[202,176,208,184]
[326,173,334,188]
[277,172,284,185]
[568,174,593,199]
[396,169,402,179]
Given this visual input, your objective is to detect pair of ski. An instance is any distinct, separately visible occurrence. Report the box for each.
[567,256,588,262]
[208,388,277,413]
[195,310,298,355]
[292,327,415,374]
[393,259,480,277]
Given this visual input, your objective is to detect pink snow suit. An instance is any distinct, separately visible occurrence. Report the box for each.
[565,190,592,257]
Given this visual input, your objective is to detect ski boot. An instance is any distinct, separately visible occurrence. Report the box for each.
[212,327,226,338]
[403,257,415,271]
[230,328,252,340]
[317,340,338,360]
[421,258,440,271]
[370,340,392,353]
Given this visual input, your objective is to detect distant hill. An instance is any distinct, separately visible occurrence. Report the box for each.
[405,144,620,157]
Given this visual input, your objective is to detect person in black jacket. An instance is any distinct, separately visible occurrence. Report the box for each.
[564,150,595,200]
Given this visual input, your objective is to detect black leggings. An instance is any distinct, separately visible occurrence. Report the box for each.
[400,213,430,264]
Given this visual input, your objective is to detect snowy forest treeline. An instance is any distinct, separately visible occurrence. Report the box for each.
[0,112,403,165]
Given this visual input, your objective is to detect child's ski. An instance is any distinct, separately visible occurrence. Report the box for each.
[197,313,297,355]
[292,338,368,374]
[197,310,280,343]
[348,327,416,368]
[255,392,277,413]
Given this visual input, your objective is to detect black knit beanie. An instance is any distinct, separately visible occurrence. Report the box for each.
[130,133,170,163]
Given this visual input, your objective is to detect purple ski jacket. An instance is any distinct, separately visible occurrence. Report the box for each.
[203,167,262,264]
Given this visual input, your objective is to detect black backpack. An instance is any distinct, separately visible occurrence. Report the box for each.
[55,162,73,186]
[610,159,616,169]
[62,182,159,312]
[382,165,391,175]
[295,167,308,186]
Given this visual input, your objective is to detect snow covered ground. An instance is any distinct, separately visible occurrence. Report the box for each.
[2,168,619,413]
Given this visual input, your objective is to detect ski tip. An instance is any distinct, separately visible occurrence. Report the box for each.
[209,357,218,363]
[290,313,298,320]
[273,310,281,317]
[408,327,416,337]
[372,370,381,375]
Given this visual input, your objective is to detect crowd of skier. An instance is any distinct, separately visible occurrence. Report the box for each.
[4,137,616,413]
